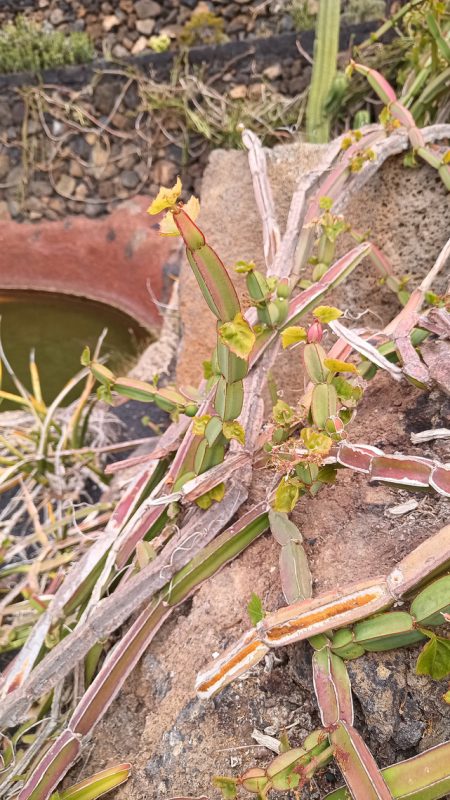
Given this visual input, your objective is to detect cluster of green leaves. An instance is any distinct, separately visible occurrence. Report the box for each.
[0,16,94,74]
[306,196,352,282]
[269,306,364,513]
[288,0,317,32]
[318,1,449,136]
[395,0,450,125]
[235,261,291,330]
[215,726,332,800]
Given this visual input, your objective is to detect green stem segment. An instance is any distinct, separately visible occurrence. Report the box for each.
[306,0,341,143]
[173,206,251,482]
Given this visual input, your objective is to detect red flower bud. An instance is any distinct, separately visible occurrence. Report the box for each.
[307,320,323,343]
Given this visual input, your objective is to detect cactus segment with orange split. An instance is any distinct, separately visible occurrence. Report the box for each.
[195,525,450,698]
[195,629,269,699]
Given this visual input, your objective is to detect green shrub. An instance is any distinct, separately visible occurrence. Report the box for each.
[0,16,94,75]
[179,11,228,47]
[288,0,316,32]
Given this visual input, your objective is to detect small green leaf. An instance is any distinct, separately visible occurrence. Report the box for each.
[273,479,300,513]
[203,360,213,379]
[404,151,418,169]
[425,291,444,308]
[192,414,211,436]
[333,376,363,406]
[280,538,312,603]
[443,688,450,704]
[339,408,354,425]
[234,259,255,274]
[398,289,410,306]
[317,464,338,484]
[194,493,213,510]
[281,326,307,349]
[279,731,291,753]
[218,312,256,359]
[332,376,354,400]
[295,462,318,485]
[80,346,91,366]
[273,399,294,426]
[97,384,112,404]
[213,776,238,800]
[312,305,343,324]
[222,420,245,446]
[247,592,265,625]
[324,358,358,374]
[416,633,450,680]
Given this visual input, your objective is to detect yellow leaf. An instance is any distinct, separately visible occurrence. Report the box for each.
[222,421,245,446]
[160,195,200,236]
[273,399,294,425]
[281,326,307,349]
[209,482,226,502]
[218,312,256,359]
[195,482,225,509]
[300,427,333,454]
[192,414,211,436]
[195,492,213,510]
[234,259,256,274]
[324,358,358,374]
[273,479,300,513]
[312,306,343,324]
[147,176,182,215]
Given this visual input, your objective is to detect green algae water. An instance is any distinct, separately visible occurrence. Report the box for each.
[0,291,152,409]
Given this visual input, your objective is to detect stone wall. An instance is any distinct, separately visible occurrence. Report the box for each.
[0,20,375,335]
[0,1,386,57]
[0,23,374,223]
[0,0,298,54]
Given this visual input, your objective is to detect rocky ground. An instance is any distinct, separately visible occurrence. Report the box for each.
[0,44,313,222]
[0,1,388,58]
[0,0,386,224]
[1,0,303,56]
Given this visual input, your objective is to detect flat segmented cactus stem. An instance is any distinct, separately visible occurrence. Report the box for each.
[174,205,251,479]
[195,523,450,697]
